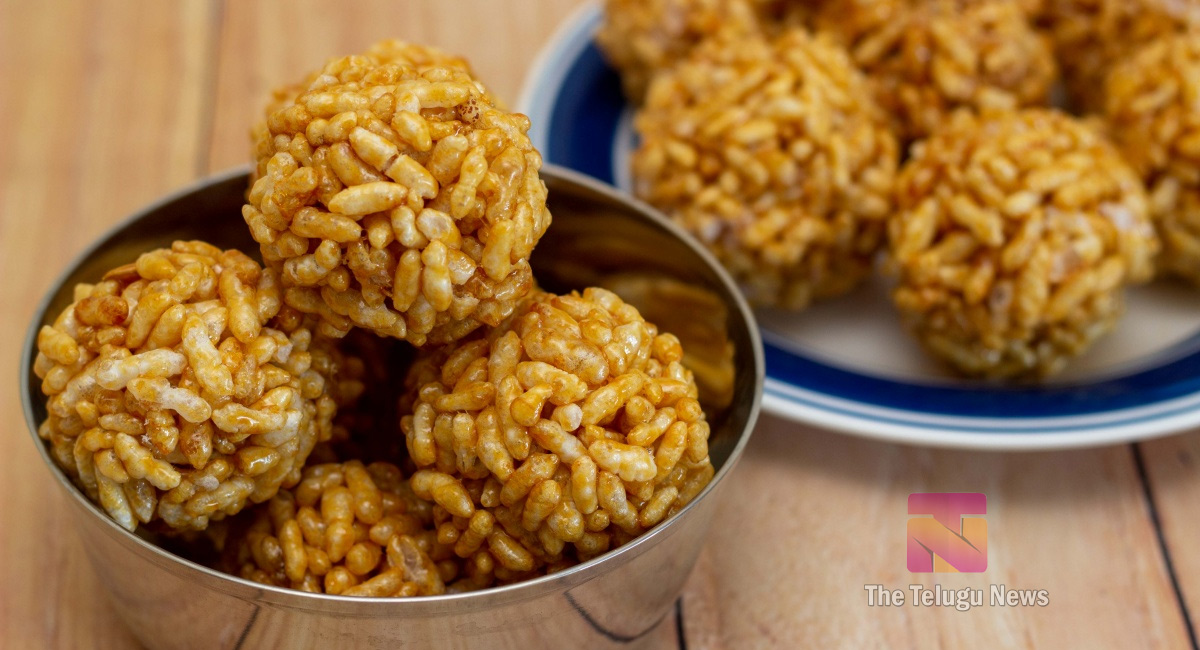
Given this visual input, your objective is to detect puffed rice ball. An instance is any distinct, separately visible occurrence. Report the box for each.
[1105,32,1200,285]
[399,288,715,572]
[631,29,897,309]
[596,0,760,102]
[1039,0,1200,112]
[813,0,1057,143]
[225,460,461,596]
[246,46,551,347]
[888,110,1159,379]
[33,242,354,531]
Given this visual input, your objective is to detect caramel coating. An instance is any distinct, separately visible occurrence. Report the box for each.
[888,110,1158,378]
[1105,32,1200,285]
[1039,0,1199,112]
[814,0,1057,142]
[399,288,714,571]
[34,242,356,531]
[256,40,486,133]
[595,0,760,102]
[226,460,452,596]
[247,41,550,347]
[631,29,897,309]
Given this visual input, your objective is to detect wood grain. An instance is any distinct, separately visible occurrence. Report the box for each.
[678,416,1193,649]
[0,1,217,648]
[1,1,1196,649]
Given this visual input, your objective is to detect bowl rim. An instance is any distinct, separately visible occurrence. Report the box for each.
[20,163,764,609]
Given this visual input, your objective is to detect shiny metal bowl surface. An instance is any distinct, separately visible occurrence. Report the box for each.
[20,165,763,650]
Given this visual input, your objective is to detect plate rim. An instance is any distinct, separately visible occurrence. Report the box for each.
[519,2,1200,450]
[519,1,602,155]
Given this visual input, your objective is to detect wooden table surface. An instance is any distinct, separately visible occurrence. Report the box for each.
[2,1,1199,648]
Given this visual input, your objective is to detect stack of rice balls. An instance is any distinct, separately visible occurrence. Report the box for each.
[33,40,717,597]
[599,0,1200,379]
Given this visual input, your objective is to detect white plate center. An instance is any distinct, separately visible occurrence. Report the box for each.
[757,276,1200,385]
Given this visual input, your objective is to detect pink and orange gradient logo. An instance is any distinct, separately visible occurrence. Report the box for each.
[907,493,987,573]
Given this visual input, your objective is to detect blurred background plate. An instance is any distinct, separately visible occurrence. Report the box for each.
[518,3,1200,449]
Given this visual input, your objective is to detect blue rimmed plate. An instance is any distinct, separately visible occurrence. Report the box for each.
[519,3,1200,449]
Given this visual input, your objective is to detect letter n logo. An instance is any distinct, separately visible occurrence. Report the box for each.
[907,493,987,573]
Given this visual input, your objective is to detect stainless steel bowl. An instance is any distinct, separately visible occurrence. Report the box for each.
[20,165,763,650]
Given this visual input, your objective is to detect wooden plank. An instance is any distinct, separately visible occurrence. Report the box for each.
[677,416,1192,649]
[1138,434,1200,646]
[204,0,585,173]
[0,1,218,648]
[6,1,1195,648]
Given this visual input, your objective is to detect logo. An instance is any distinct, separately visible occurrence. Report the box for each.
[907,493,987,573]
